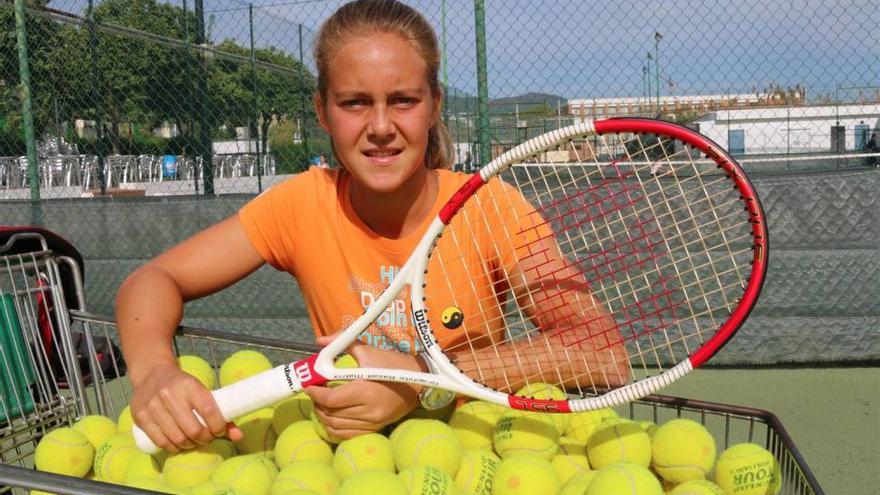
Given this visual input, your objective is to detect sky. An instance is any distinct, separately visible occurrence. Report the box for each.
[48,0,878,102]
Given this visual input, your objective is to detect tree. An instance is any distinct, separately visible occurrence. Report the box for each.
[208,39,315,170]
[2,0,318,163]
[91,0,200,153]
[0,0,66,152]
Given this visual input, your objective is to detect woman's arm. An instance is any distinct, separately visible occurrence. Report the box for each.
[115,214,265,451]
[449,235,631,395]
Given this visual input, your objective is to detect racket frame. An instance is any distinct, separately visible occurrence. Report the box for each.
[133,118,768,452]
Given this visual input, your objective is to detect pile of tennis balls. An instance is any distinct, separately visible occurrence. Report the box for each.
[30,351,783,495]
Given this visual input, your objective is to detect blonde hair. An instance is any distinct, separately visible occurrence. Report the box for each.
[314,0,453,170]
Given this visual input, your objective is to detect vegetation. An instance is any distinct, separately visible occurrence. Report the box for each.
[0,0,319,169]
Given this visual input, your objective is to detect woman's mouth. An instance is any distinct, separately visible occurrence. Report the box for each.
[364,148,402,158]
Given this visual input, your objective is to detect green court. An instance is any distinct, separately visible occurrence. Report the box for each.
[667,366,880,495]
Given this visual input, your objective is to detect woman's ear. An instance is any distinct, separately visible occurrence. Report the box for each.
[431,89,443,125]
[314,93,330,132]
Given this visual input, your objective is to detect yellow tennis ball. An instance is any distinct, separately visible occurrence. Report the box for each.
[637,420,660,438]
[309,410,344,445]
[179,355,216,390]
[333,433,395,479]
[162,445,223,489]
[325,354,359,388]
[551,436,591,484]
[493,413,559,460]
[274,420,334,467]
[492,453,561,495]
[669,479,727,495]
[514,382,570,435]
[34,426,94,477]
[714,443,781,495]
[586,418,651,469]
[234,407,277,455]
[393,419,464,476]
[559,470,598,495]
[400,400,457,423]
[584,462,663,495]
[271,461,339,495]
[72,415,117,450]
[334,354,358,368]
[117,405,134,433]
[399,464,457,495]
[272,392,313,435]
[94,433,140,483]
[563,408,617,444]
[448,400,505,450]
[210,455,278,495]
[219,350,273,387]
[123,452,162,483]
[127,477,185,494]
[188,480,247,495]
[389,419,422,448]
[267,490,319,495]
[557,435,585,456]
[651,418,716,484]
[454,449,500,495]
[338,470,407,495]
[210,438,238,459]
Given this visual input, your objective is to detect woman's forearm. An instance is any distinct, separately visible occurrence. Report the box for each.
[449,330,630,394]
[115,265,185,387]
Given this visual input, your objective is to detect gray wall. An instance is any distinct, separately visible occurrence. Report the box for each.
[2,170,878,364]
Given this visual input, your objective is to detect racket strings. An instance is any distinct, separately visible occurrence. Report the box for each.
[456,173,750,327]
[429,131,756,395]
[446,172,708,382]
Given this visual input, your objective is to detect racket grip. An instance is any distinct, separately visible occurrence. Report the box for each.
[133,363,306,453]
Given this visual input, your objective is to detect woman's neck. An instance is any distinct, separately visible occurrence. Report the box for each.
[348,167,438,239]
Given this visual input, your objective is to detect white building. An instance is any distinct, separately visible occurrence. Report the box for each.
[693,104,880,155]
[569,93,767,120]
[569,93,879,156]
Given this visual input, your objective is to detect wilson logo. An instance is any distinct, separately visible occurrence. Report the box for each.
[283,364,295,389]
[509,396,569,413]
[412,309,432,344]
[294,361,313,383]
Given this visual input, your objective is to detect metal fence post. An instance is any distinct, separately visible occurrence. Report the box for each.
[473,0,490,169]
[14,0,39,202]
[195,0,214,195]
[249,3,262,193]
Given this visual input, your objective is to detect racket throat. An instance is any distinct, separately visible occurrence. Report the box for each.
[288,353,329,388]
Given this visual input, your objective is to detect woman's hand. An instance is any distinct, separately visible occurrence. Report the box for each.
[304,336,426,440]
[130,362,242,452]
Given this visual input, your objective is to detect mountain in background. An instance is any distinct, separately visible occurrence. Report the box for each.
[443,85,479,115]
[490,92,567,112]
[442,87,568,117]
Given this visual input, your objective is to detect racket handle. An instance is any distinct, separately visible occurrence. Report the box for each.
[133,362,308,453]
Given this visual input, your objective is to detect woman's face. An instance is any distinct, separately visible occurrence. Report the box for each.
[315,32,440,194]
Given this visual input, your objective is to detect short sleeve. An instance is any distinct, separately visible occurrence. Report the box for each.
[238,179,299,273]
[478,178,554,272]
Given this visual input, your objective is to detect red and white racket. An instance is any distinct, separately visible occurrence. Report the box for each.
[134,118,767,453]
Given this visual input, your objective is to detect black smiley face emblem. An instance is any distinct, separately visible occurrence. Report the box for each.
[440,306,464,329]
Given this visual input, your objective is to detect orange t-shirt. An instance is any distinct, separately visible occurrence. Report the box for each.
[238,167,549,355]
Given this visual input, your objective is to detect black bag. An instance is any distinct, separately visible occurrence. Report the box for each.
[1,226,127,388]
[36,273,126,388]
[58,331,127,387]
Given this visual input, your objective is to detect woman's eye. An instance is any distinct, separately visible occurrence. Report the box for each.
[341,99,366,108]
[393,97,417,106]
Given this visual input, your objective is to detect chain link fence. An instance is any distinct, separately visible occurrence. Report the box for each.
[1,0,878,200]
[0,0,877,360]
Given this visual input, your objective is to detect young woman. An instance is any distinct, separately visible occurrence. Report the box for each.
[117,0,626,453]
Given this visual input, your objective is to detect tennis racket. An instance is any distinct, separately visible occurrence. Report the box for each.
[134,117,767,453]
